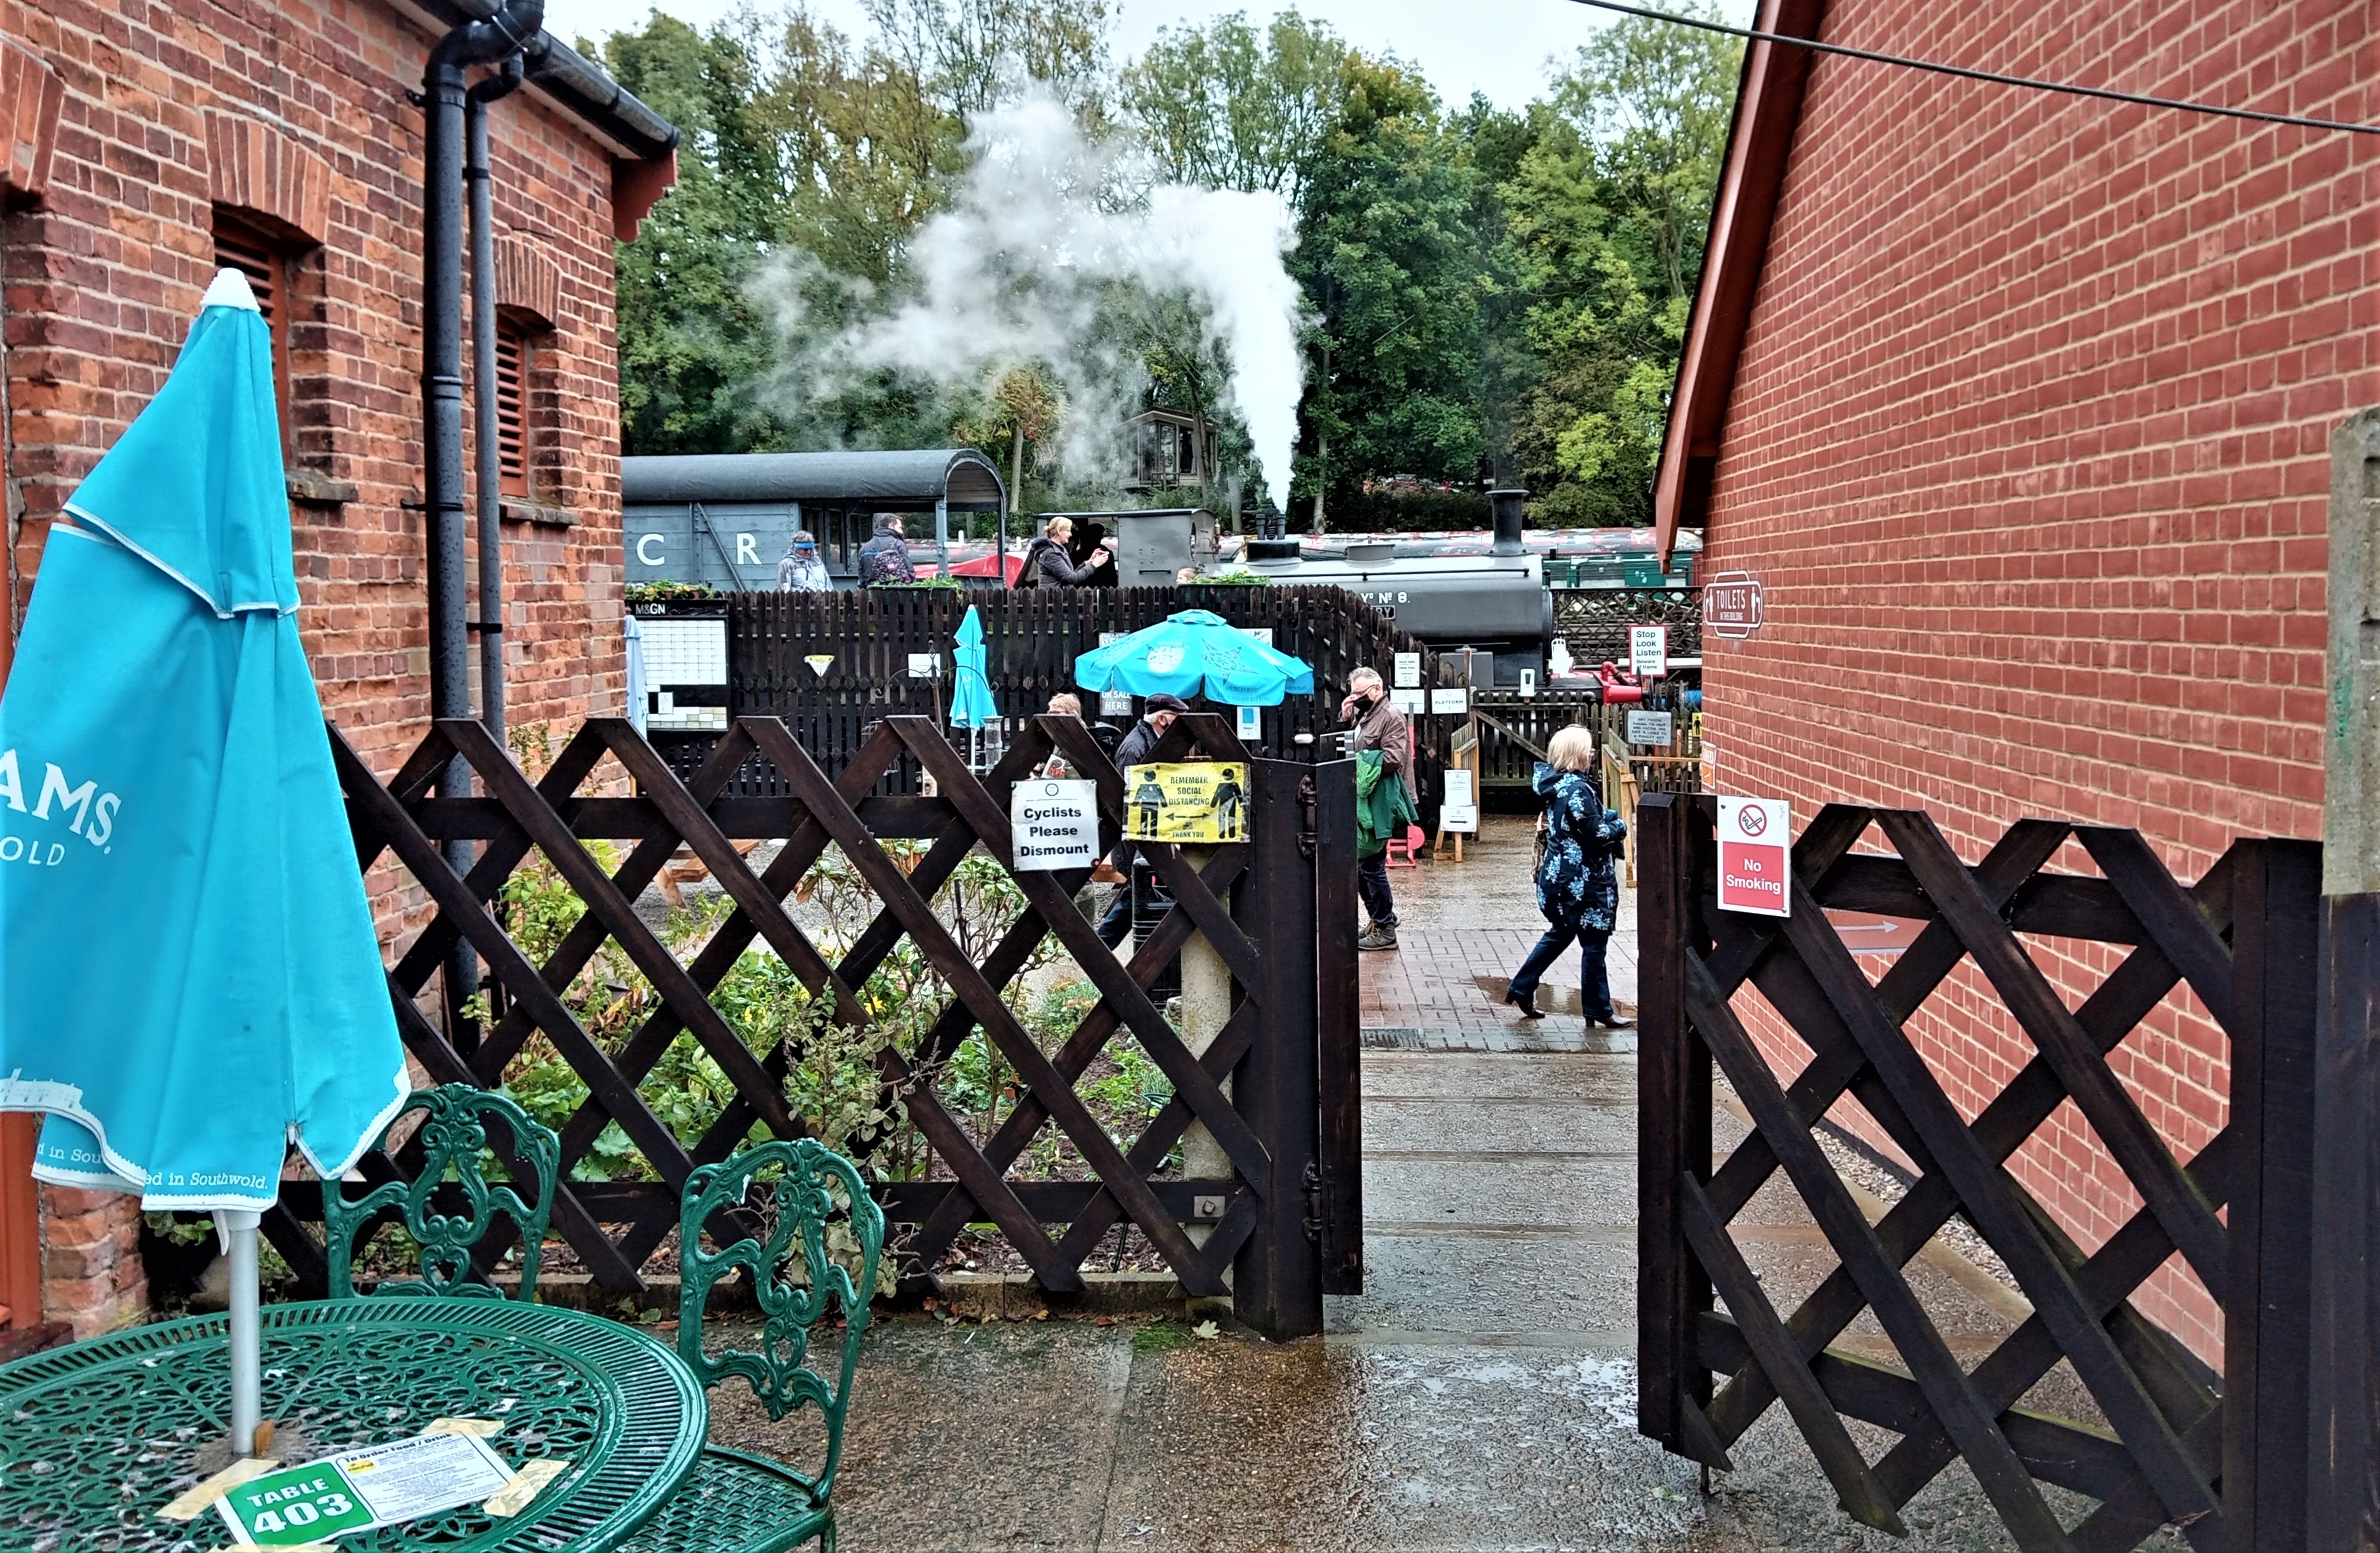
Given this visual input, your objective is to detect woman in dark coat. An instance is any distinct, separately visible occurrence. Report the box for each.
[1505,725,1632,1025]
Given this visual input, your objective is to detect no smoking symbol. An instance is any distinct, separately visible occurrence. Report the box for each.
[1738,806,1768,838]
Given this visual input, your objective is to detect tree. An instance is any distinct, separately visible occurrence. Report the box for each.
[952,364,1064,508]
[1292,56,1486,525]
[1495,7,1741,524]
[1121,11,1349,214]
[602,17,790,456]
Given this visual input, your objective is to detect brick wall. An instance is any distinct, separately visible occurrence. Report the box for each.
[1697,0,2379,1357]
[1,0,628,767]
[0,0,642,1330]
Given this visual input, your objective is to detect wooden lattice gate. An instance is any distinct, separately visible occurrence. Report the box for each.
[1637,794,2321,1551]
[285,712,1358,1341]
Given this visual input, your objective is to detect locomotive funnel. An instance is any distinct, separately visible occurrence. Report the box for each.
[1488,488,1528,557]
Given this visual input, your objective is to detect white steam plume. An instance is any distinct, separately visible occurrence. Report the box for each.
[767,94,1305,511]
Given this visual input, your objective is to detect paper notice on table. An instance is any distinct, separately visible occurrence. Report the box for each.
[215,1432,515,1546]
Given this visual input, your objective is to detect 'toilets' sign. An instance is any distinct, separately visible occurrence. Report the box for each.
[1716,796,1791,918]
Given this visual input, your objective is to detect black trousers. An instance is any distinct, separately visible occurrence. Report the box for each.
[1357,850,1396,928]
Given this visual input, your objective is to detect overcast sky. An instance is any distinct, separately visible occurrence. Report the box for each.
[548,0,1751,112]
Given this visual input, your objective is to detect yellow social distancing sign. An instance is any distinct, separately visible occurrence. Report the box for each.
[1123,763,1250,844]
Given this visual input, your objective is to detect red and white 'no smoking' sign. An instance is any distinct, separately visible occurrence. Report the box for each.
[1717,796,1792,917]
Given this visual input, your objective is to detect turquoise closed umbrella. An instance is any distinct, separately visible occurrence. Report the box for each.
[0,270,407,1456]
[950,605,998,728]
[1073,608,1315,706]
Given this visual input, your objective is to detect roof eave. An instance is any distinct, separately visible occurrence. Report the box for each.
[1654,0,1830,563]
[386,0,680,163]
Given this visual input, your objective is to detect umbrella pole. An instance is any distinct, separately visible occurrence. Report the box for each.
[225,1209,263,1456]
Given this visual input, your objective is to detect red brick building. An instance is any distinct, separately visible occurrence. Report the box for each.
[0,0,675,1334]
[1660,0,2376,1356]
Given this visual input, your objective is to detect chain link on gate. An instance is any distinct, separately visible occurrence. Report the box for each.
[303,712,1338,1339]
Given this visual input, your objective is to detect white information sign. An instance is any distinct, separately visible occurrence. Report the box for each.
[1629,625,1669,678]
[1626,710,1676,747]
[907,651,941,679]
[1440,804,1479,833]
[1241,627,1275,647]
[1389,688,1427,717]
[1717,796,1792,918]
[1236,704,1261,739]
[1443,769,1476,808]
[1010,779,1101,871]
[1430,687,1469,716]
[214,1432,516,1546]
[1392,651,1422,689]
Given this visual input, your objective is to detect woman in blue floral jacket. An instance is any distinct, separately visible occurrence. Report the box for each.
[1505,725,1632,1025]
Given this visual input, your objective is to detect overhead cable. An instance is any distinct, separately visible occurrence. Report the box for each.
[1565,0,2380,137]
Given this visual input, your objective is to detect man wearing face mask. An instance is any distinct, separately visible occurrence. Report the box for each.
[1343,666,1414,949]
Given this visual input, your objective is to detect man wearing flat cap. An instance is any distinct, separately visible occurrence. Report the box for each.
[1097,693,1189,948]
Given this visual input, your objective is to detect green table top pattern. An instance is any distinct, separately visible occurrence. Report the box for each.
[0,1299,707,1552]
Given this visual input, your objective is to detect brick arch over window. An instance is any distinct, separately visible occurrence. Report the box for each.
[493,235,562,333]
[205,110,331,245]
[0,41,62,201]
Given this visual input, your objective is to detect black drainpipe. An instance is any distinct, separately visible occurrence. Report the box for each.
[421,0,540,1042]
[467,57,523,746]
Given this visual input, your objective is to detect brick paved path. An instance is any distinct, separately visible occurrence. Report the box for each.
[1354,813,1639,1050]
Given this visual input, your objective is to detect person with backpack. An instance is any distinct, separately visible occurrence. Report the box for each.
[1017,515,1110,587]
[856,514,916,586]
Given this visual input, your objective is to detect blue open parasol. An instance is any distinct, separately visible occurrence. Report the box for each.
[0,270,407,1457]
[1073,608,1315,707]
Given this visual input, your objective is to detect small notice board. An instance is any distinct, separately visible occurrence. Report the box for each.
[1629,625,1668,679]
[1011,779,1101,871]
[1717,796,1791,917]
[1124,763,1251,844]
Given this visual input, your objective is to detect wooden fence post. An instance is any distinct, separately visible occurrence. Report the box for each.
[1233,757,1324,1340]
[2224,838,2323,1553]
[1637,793,1703,1449]
[1311,757,1364,1295]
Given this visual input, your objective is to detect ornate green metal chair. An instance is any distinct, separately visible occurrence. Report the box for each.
[320,1084,560,1301]
[615,1139,885,1553]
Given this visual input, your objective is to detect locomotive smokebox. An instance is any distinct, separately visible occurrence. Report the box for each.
[1488,487,1528,557]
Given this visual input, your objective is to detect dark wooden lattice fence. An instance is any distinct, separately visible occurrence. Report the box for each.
[279,713,1357,1340]
[1638,794,2320,1551]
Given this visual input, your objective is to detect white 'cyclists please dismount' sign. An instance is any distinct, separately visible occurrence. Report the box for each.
[1011,779,1101,871]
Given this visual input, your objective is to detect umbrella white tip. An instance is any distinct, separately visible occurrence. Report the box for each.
[201,267,262,314]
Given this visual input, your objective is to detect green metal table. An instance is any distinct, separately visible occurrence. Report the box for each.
[0,1297,707,1552]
